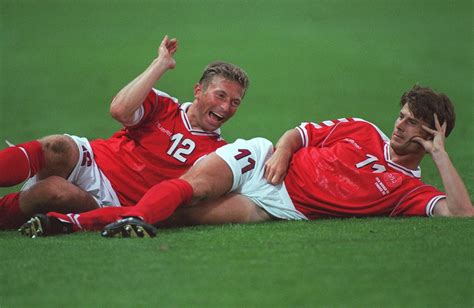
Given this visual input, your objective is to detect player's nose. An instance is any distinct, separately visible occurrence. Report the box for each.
[219,100,231,114]
[395,119,406,130]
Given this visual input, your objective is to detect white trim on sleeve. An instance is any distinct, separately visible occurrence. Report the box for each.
[296,125,308,147]
[426,195,446,217]
[123,105,144,127]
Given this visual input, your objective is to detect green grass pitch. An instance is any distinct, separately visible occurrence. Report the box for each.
[1,0,472,307]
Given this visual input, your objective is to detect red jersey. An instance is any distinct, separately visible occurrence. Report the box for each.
[91,89,227,206]
[285,118,445,218]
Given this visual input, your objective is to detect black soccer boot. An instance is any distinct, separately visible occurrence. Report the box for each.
[18,214,73,238]
[101,217,157,238]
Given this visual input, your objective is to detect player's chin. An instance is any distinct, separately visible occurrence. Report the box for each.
[389,139,401,149]
[390,140,409,154]
[204,119,225,131]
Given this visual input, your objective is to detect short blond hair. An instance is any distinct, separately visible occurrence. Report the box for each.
[199,61,249,96]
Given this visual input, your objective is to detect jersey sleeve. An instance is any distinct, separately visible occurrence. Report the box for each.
[390,185,446,217]
[126,88,179,129]
[296,118,355,147]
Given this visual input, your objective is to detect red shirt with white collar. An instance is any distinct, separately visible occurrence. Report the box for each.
[285,118,445,218]
[91,89,227,206]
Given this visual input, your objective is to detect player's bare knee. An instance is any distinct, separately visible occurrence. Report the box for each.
[20,176,70,213]
[181,152,233,200]
[38,135,78,176]
[38,176,73,204]
[181,174,212,201]
[40,135,76,158]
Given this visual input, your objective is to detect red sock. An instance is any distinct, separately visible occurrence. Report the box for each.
[0,141,45,186]
[48,206,129,232]
[0,193,28,229]
[124,179,193,224]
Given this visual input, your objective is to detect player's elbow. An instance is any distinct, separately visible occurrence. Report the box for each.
[110,100,133,124]
[109,99,123,119]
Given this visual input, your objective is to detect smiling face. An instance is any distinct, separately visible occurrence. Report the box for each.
[188,76,245,132]
[390,104,431,156]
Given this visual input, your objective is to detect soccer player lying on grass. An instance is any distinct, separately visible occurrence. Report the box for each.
[20,85,473,238]
[0,35,249,229]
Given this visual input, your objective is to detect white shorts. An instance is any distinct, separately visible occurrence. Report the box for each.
[21,134,121,207]
[215,138,307,220]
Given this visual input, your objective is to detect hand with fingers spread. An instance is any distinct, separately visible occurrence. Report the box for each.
[412,113,447,156]
[109,35,179,125]
[157,35,178,70]
[410,113,473,217]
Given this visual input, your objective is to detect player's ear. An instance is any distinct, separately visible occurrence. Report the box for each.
[194,83,202,98]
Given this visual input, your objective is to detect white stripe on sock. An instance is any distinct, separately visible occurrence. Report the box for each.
[17,146,32,179]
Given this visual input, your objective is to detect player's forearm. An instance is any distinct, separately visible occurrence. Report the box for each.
[274,129,303,155]
[110,58,169,124]
[432,150,473,216]
[263,129,304,185]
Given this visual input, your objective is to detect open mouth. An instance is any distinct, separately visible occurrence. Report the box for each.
[209,111,224,122]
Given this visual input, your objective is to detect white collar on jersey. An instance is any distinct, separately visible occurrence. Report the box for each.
[179,102,222,136]
[383,143,422,178]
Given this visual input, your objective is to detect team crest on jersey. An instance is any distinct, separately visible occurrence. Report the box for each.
[382,172,403,189]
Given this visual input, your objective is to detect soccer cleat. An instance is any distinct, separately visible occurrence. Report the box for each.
[18,214,73,238]
[101,217,157,238]
[19,214,48,238]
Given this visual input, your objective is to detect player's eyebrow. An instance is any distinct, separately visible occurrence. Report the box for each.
[401,110,421,124]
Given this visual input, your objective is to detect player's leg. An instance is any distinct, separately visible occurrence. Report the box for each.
[0,140,44,186]
[0,193,27,229]
[3,133,123,230]
[173,137,305,223]
[158,193,273,228]
[122,152,233,224]
[36,135,80,179]
[20,176,100,215]
[1,176,100,230]
[0,135,78,186]
[0,135,81,229]
[101,153,234,237]
[19,206,131,237]
[20,193,273,236]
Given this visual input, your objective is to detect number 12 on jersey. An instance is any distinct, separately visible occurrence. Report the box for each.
[167,133,196,162]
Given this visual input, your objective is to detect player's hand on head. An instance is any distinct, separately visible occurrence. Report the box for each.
[158,35,178,69]
[264,149,292,185]
[412,113,447,155]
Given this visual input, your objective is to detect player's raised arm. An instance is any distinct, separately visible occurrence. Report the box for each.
[264,128,303,185]
[413,114,473,217]
[110,35,178,126]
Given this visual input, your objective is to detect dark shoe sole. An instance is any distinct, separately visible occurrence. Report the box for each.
[101,217,157,238]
